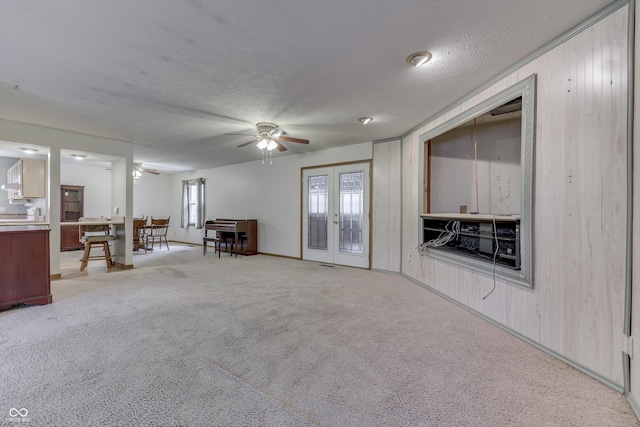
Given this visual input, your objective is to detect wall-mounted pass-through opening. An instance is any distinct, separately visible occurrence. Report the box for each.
[418,74,535,287]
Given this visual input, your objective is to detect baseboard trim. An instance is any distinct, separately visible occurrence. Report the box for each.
[258,252,301,260]
[400,272,625,394]
[371,268,401,274]
[629,392,640,421]
[50,273,62,281]
[113,262,134,270]
[167,239,199,246]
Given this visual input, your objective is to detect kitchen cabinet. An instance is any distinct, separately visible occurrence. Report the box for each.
[6,158,46,200]
[0,226,51,310]
[60,185,84,251]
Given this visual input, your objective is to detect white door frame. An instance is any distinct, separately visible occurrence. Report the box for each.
[301,161,371,268]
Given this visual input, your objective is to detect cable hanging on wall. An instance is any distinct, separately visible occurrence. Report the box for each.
[418,220,460,254]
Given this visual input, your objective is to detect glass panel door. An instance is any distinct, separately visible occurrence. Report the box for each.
[302,163,369,268]
[308,175,328,250]
[302,168,333,264]
[338,171,364,254]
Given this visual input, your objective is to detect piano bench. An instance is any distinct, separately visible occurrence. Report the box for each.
[203,236,222,258]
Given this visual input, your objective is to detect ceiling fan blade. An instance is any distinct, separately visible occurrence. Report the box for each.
[269,127,286,137]
[141,168,159,175]
[225,133,257,136]
[275,141,287,152]
[279,136,309,144]
[237,139,258,147]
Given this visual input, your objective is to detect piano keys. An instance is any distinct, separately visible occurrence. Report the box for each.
[204,219,257,256]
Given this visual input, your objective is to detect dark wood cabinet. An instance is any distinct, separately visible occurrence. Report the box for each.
[0,227,51,310]
[60,185,84,251]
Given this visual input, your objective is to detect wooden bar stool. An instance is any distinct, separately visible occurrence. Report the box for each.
[79,219,115,271]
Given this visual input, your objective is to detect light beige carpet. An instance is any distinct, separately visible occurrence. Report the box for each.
[0,243,637,426]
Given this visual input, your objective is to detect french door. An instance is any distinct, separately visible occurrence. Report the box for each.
[302,162,370,268]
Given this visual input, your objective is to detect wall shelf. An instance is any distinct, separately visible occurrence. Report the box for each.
[421,213,521,270]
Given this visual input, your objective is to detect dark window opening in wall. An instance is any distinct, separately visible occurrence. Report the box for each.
[418,74,535,287]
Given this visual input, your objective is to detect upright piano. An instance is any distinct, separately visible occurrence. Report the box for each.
[204,219,258,256]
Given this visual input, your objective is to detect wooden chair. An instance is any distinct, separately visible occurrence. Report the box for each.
[133,217,148,252]
[79,218,115,271]
[147,216,170,251]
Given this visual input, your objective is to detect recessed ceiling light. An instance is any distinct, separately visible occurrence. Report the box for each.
[359,117,373,125]
[71,154,86,160]
[406,51,433,67]
[19,147,38,153]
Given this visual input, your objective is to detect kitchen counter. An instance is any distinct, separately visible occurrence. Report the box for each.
[0,221,50,227]
[61,218,124,226]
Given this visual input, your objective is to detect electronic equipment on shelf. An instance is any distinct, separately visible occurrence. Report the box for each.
[420,213,521,270]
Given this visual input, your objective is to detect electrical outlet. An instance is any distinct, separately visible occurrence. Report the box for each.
[0,207,5,213]
[408,254,412,264]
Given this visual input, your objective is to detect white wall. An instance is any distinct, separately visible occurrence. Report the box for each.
[168,142,373,258]
[132,172,173,219]
[60,162,112,218]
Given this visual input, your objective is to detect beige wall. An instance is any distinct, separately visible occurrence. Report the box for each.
[394,6,629,387]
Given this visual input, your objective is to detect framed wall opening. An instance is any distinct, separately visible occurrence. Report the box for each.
[418,74,535,287]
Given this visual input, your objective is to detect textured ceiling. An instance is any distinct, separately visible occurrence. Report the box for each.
[0,0,614,173]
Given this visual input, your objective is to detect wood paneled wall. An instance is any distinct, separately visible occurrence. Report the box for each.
[399,7,629,386]
[630,0,640,406]
[372,140,402,272]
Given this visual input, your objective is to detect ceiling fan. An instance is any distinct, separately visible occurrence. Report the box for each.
[133,163,159,179]
[234,122,309,152]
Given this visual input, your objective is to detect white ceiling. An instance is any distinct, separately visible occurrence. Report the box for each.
[0,0,613,173]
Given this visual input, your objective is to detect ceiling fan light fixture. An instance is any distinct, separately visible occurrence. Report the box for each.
[256,139,268,150]
[266,139,278,151]
[359,117,373,125]
[406,51,432,67]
